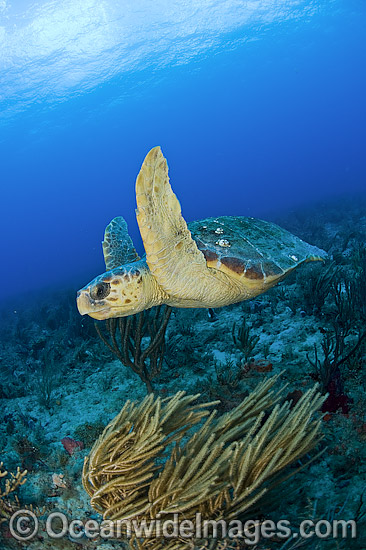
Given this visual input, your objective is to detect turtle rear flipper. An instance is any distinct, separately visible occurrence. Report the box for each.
[135,147,208,300]
[103,216,140,270]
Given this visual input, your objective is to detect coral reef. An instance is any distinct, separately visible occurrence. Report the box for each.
[95,305,172,393]
[0,196,365,549]
[82,378,323,548]
[0,462,27,523]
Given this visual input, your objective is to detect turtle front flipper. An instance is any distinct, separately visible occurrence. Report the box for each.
[135,147,208,301]
[103,216,140,270]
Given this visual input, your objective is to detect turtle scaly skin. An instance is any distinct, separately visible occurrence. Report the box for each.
[77,147,326,320]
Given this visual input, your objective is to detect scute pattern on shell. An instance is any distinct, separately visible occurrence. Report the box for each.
[188,216,326,280]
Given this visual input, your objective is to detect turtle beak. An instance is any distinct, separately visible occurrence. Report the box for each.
[76,289,92,316]
[76,289,112,320]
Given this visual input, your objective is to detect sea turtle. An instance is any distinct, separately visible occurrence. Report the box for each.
[77,146,326,320]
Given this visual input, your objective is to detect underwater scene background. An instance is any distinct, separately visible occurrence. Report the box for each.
[0,0,365,549]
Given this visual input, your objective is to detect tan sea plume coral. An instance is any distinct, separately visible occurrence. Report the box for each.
[82,376,324,545]
[0,462,27,523]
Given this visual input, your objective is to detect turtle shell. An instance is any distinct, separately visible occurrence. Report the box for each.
[188,216,326,284]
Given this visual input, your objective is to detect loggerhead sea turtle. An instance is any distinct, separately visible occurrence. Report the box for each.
[77,146,327,320]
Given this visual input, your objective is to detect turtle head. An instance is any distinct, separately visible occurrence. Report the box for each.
[77,260,158,320]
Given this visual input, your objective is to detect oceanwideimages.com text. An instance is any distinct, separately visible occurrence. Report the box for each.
[9,510,357,545]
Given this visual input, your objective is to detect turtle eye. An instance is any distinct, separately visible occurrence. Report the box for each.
[90,282,111,301]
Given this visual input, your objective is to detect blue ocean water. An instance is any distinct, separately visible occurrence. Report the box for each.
[0,0,365,303]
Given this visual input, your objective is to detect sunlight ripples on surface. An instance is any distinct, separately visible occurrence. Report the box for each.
[0,0,318,115]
